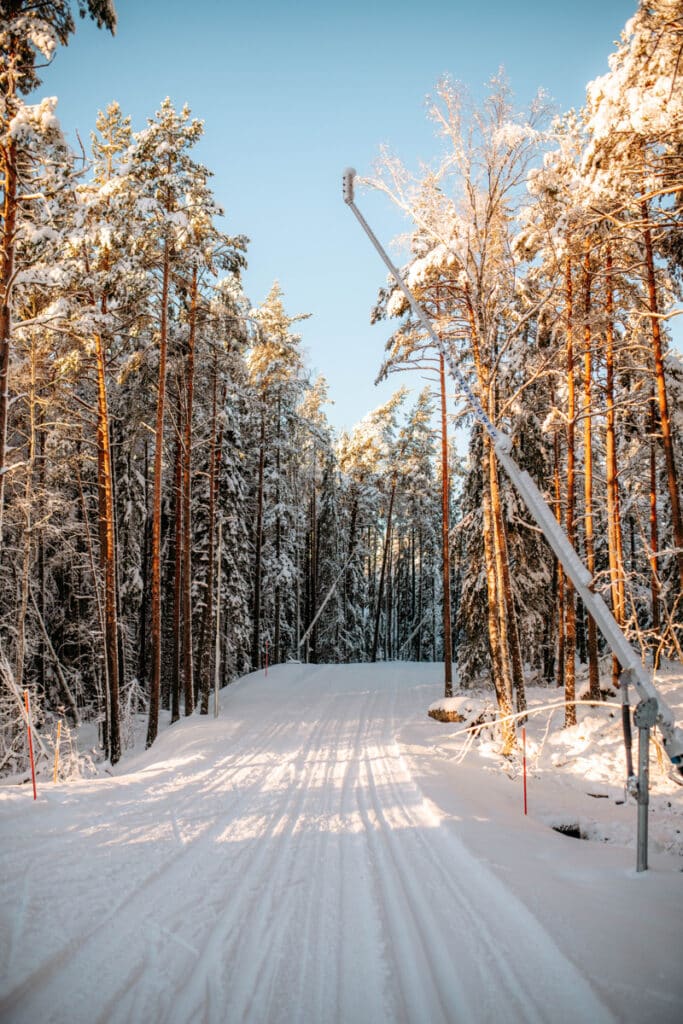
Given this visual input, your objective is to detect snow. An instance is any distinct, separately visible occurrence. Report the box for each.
[1,661,682,1023]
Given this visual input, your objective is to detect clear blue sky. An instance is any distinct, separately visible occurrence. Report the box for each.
[36,0,660,433]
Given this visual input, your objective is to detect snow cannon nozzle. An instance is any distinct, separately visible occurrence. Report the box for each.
[342,167,356,204]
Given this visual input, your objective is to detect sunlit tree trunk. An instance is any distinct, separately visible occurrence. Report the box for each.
[582,246,600,701]
[604,245,626,690]
[439,352,453,697]
[553,429,565,690]
[95,329,121,760]
[641,196,683,592]
[649,394,661,656]
[481,444,515,755]
[465,294,517,730]
[0,133,17,539]
[15,335,36,695]
[564,256,577,728]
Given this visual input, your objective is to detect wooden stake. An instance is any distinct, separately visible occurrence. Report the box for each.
[522,726,528,816]
[24,689,37,800]
[53,719,62,783]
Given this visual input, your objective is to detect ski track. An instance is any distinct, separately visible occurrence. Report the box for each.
[0,664,617,1023]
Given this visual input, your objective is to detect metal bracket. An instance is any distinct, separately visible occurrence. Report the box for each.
[634,697,658,730]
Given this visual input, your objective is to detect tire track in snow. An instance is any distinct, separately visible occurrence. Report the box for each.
[1,713,294,1003]
[156,669,345,1023]
[0,695,327,1023]
[361,682,615,1024]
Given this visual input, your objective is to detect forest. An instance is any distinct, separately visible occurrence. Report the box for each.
[1,0,681,769]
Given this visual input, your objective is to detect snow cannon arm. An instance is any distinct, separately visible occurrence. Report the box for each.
[342,168,356,205]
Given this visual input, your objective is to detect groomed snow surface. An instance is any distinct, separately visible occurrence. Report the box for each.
[1,662,682,1023]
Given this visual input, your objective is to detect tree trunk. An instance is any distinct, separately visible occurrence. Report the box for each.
[490,447,526,716]
[641,196,683,592]
[251,407,265,669]
[439,353,453,696]
[274,395,282,665]
[481,439,515,755]
[465,292,516,738]
[95,331,121,761]
[372,474,397,663]
[0,133,17,539]
[553,429,565,690]
[604,247,625,690]
[582,248,600,702]
[181,266,198,716]
[171,414,182,724]
[198,357,219,714]
[138,442,150,687]
[564,256,577,728]
[146,236,171,748]
[417,525,423,662]
[649,395,661,656]
[309,444,318,664]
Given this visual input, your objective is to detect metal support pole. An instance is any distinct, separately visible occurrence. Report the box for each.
[634,697,657,872]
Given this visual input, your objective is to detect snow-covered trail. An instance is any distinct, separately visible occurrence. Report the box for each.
[0,663,654,1022]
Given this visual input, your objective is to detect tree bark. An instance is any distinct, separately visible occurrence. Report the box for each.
[171,411,182,724]
[181,266,198,716]
[372,474,397,663]
[489,446,526,715]
[0,132,17,539]
[251,407,265,669]
[582,247,600,702]
[564,256,577,728]
[95,331,121,761]
[604,246,626,690]
[439,353,453,696]
[274,395,282,665]
[146,235,171,748]
[481,439,515,755]
[198,359,220,714]
[649,394,661,655]
[641,196,683,592]
[553,429,565,690]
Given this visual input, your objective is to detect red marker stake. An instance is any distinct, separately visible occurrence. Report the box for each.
[522,725,528,816]
[265,639,269,677]
[24,690,37,801]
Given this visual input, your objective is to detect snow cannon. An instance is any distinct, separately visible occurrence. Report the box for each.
[342,168,356,204]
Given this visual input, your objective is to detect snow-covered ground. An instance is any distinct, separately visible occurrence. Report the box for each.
[1,662,682,1023]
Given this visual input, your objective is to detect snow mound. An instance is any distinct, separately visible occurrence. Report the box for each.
[427,695,491,725]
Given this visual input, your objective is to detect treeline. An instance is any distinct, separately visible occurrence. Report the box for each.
[0,2,449,769]
[371,1,683,751]
[1,1,682,771]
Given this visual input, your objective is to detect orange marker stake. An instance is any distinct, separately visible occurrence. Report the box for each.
[24,690,37,801]
[522,725,528,816]
[53,720,62,783]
